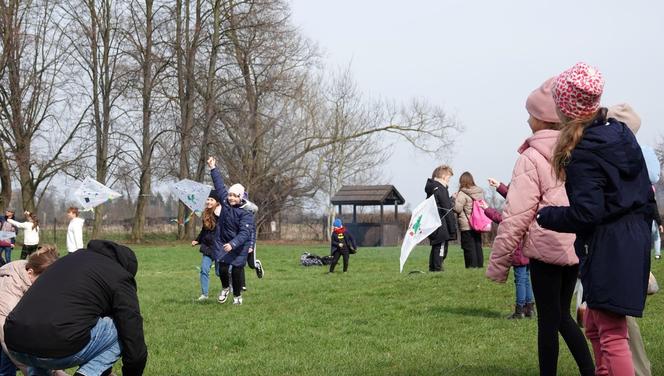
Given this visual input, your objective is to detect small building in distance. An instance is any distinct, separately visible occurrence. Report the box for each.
[330,185,405,247]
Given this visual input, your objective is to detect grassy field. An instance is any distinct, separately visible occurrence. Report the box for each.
[75,241,660,376]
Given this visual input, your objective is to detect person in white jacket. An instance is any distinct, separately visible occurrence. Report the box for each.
[66,207,85,253]
[7,212,39,260]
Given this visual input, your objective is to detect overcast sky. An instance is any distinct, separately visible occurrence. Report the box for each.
[290,0,664,209]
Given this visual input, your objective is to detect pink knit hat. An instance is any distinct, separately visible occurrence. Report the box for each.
[525,77,559,123]
[552,62,604,119]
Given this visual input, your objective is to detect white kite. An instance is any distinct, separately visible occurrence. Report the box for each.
[73,177,123,210]
[172,179,212,216]
[399,195,442,272]
[0,231,16,240]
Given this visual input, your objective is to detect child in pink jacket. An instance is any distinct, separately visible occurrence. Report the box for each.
[483,179,534,319]
[486,77,594,376]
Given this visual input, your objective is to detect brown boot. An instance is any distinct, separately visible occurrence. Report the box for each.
[524,302,536,318]
[507,305,525,319]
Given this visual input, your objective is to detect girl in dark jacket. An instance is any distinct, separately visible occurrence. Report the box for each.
[537,62,654,376]
[424,165,457,272]
[208,157,254,305]
[191,190,221,301]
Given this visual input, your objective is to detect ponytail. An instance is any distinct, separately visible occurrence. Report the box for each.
[552,108,607,180]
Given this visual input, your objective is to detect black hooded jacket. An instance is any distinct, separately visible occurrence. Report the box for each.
[537,117,654,316]
[4,240,147,375]
[425,178,457,244]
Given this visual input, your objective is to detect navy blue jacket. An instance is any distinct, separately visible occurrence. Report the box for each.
[210,168,253,266]
[195,214,218,258]
[537,117,654,317]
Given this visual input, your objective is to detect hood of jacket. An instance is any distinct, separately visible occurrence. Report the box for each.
[87,240,138,277]
[0,260,31,292]
[460,185,485,200]
[518,129,560,161]
[576,118,644,178]
[425,178,446,196]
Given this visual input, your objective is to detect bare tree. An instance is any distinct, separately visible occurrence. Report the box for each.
[212,0,461,235]
[122,0,171,242]
[61,0,129,237]
[0,0,87,212]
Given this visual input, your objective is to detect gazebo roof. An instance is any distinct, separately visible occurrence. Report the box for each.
[330,185,405,206]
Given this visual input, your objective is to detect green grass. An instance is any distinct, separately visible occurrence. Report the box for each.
[64,243,664,375]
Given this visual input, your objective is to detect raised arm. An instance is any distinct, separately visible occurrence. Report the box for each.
[6,218,30,229]
[208,157,229,205]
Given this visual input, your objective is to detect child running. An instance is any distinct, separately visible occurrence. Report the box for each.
[208,157,254,305]
[192,190,221,301]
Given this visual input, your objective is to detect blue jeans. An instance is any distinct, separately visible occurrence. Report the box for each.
[0,246,11,263]
[514,265,534,307]
[10,317,121,376]
[653,221,661,257]
[0,348,17,376]
[200,255,219,296]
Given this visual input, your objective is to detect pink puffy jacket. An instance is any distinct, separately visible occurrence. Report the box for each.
[486,129,577,283]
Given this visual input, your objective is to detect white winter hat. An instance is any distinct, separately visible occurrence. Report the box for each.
[228,184,245,197]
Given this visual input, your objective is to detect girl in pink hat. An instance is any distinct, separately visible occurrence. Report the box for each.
[486,76,594,376]
[537,62,654,376]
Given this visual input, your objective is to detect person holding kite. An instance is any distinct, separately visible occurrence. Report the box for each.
[207,157,254,305]
[7,212,40,260]
[192,190,222,301]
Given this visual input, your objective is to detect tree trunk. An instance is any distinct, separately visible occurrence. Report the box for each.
[130,0,154,243]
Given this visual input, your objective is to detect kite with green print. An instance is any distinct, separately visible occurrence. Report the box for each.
[171,179,213,217]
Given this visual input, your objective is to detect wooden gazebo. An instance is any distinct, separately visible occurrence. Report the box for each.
[330,185,405,246]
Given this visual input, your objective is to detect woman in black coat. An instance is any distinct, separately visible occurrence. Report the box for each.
[425,165,457,272]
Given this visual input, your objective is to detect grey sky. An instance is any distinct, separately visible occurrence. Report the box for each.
[290,0,664,209]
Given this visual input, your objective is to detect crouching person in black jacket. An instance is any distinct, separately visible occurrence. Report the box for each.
[4,240,148,376]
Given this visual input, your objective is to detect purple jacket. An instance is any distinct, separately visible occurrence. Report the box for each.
[484,184,529,267]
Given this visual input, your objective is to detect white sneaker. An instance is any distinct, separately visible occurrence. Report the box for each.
[218,288,230,303]
[255,260,264,279]
[233,296,243,305]
[197,294,208,301]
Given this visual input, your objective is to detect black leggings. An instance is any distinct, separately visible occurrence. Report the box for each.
[219,263,244,297]
[329,251,349,272]
[20,244,39,260]
[460,231,483,268]
[529,259,594,376]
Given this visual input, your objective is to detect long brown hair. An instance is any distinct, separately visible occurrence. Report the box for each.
[202,206,217,230]
[552,108,607,180]
[458,172,476,189]
[26,244,59,275]
[29,213,39,230]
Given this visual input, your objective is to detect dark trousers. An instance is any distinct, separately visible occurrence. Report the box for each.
[460,230,483,268]
[429,241,448,271]
[241,252,256,288]
[20,244,39,260]
[219,263,244,297]
[530,259,595,376]
[0,348,17,376]
[329,250,349,272]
